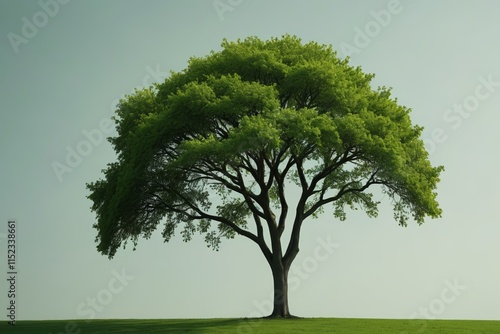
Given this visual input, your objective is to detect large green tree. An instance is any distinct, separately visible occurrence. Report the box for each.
[87,35,443,318]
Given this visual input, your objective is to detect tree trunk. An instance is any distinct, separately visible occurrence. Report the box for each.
[267,259,292,318]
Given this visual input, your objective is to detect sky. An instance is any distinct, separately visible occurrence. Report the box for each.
[1,0,500,324]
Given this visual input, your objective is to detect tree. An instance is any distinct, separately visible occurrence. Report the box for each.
[87,35,443,318]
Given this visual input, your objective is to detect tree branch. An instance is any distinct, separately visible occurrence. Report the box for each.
[170,187,269,252]
[303,169,382,219]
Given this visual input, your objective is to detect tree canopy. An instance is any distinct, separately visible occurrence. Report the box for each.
[87,35,443,316]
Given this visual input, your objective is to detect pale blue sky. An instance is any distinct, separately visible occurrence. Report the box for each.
[1,0,500,322]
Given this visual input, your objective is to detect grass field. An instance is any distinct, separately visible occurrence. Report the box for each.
[1,318,499,333]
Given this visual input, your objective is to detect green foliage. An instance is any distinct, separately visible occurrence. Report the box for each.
[87,35,442,258]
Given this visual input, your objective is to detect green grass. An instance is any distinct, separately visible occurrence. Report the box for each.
[1,318,499,333]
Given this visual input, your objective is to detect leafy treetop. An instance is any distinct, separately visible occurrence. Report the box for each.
[87,35,443,259]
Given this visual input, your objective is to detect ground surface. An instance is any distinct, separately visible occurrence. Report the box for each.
[1,318,499,333]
